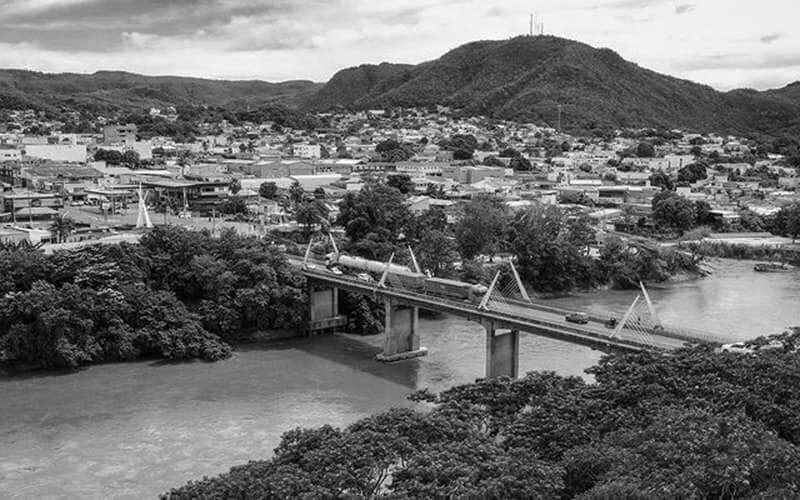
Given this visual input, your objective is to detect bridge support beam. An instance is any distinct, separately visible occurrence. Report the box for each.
[483,320,519,379]
[377,298,427,362]
[308,284,347,334]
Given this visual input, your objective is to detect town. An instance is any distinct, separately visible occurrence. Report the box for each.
[1,105,799,255]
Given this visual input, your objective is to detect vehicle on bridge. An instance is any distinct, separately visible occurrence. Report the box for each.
[565,312,589,324]
[326,252,488,303]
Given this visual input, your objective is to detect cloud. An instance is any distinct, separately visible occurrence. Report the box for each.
[0,0,797,92]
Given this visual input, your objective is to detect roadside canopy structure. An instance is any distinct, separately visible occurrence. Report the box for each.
[14,206,59,220]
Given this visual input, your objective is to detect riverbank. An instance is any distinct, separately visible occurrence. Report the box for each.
[680,240,800,265]
[2,259,797,497]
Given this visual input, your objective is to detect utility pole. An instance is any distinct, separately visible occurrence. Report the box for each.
[530,13,534,36]
[558,105,562,132]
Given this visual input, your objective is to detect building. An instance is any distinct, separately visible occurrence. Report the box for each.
[103,124,138,144]
[0,191,64,222]
[19,164,103,191]
[139,177,231,212]
[24,144,87,163]
[293,144,321,159]
[0,147,21,162]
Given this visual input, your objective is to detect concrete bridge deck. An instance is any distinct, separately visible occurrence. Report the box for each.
[302,267,699,352]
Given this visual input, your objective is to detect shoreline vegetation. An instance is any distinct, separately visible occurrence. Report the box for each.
[162,330,800,499]
[1,197,710,373]
[0,227,308,372]
[679,240,800,266]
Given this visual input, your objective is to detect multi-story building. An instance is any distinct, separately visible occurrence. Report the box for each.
[103,124,138,144]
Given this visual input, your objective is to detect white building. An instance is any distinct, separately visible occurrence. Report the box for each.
[293,144,321,159]
[0,148,22,162]
[24,144,87,163]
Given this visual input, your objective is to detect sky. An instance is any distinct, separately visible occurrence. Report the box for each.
[0,0,797,91]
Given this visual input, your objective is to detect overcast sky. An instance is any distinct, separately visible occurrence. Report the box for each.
[0,0,796,91]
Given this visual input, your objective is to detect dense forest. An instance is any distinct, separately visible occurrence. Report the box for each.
[163,329,800,498]
[0,227,307,370]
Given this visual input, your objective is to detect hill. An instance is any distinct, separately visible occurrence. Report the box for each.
[304,36,800,138]
[0,69,323,114]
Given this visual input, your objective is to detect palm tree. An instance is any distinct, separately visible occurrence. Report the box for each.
[50,214,76,244]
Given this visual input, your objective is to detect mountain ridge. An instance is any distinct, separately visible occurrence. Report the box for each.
[304,36,800,138]
[0,36,798,139]
[0,69,323,113]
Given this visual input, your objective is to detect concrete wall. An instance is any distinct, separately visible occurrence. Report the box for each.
[310,288,338,322]
[484,322,519,379]
[383,301,419,357]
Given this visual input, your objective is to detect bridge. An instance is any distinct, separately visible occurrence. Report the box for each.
[295,256,732,380]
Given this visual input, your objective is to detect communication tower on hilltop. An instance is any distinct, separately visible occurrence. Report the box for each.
[529,12,545,36]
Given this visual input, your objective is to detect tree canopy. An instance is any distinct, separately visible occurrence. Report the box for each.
[164,330,800,499]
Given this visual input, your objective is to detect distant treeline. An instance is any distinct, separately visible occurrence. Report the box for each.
[681,240,800,266]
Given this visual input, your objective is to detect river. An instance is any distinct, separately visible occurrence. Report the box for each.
[1,259,798,499]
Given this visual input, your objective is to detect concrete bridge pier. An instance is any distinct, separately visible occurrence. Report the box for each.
[308,284,347,334]
[376,298,428,362]
[483,320,519,379]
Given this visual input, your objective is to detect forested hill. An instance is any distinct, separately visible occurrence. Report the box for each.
[303,35,800,138]
[0,69,323,113]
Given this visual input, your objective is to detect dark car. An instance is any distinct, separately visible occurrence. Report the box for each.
[565,312,589,324]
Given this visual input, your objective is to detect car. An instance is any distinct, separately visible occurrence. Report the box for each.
[604,317,618,329]
[565,312,589,324]
[720,342,753,354]
[330,267,343,275]
[356,273,374,283]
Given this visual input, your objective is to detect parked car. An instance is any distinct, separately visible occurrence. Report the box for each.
[565,312,589,324]
[720,342,753,354]
[356,273,374,283]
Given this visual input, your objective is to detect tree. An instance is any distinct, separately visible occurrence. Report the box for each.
[677,162,708,183]
[288,181,305,207]
[296,200,329,237]
[454,196,508,260]
[649,169,673,191]
[636,142,655,158]
[336,181,411,259]
[779,203,800,242]
[509,155,533,171]
[386,174,414,194]
[375,139,413,162]
[415,230,460,277]
[94,149,123,165]
[229,178,241,196]
[313,187,326,200]
[652,191,696,234]
[694,200,714,226]
[49,214,76,244]
[258,181,278,199]
[483,155,506,167]
[509,205,596,292]
[121,150,140,167]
